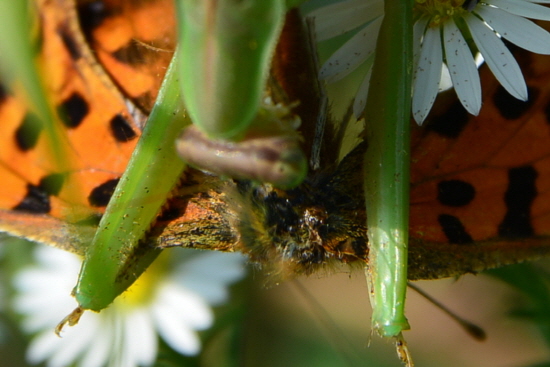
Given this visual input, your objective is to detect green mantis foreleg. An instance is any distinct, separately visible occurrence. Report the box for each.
[60,51,190,327]
[176,0,310,139]
[363,0,413,363]
[177,0,287,139]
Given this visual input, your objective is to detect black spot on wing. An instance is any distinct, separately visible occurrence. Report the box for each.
[110,114,138,142]
[12,173,67,214]
[77,0,111,41]
[13,184,51,213]
[498,166,537,238]
[493,85,537,120]
[426,100,469,138]
[58,26,81,60]
[111,40,150,66]
[58,93,89,128]
[438,214,473,244]
[88,178,119,207]
[437,180,475,207]
[15,113,43,151]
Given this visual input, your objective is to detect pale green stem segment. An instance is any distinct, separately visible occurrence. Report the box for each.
[176,0,286,139]
[74,52,189,311]
[0,0,72,174]
[363,0,413,340]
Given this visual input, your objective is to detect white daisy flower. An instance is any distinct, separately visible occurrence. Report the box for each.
[12,246,246,367]
[309,0,550,124]
[308,0,384,118]
[413,0,550,123]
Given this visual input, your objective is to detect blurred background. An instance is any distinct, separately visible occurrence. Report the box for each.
[228,261,550,367]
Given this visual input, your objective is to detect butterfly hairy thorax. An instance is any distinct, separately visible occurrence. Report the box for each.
[1,0,550,294]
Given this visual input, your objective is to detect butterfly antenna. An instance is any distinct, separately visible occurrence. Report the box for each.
[407,282,486,341]
[289,279,363,367]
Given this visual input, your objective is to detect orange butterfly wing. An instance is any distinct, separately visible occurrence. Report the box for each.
[0,0,179,224]
[411,50,550,243]
[406,48,550,278]
[76,0,176,112]
[0,4,139,221]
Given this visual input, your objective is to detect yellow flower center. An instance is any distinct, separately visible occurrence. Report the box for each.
[116,250,172,308]
[414,0,470,26]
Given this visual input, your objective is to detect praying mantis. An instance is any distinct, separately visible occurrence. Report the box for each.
[0,0,416,365]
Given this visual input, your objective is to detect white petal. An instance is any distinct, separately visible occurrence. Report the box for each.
[182,278,229,306]
[464,13,527,100]
[118,333,136,367]
[34,245,81,270]
[79,322,112,367]
[123,310,157,366]
[25,331,61,366]
[353,67,373,118]
[177,252,246,304]
[413,16,430,68]
[308,0,384,41]
[181,252,245,283]
[16,294,76,333]
[14,284,76,332]
[412,26,443,124]
[439,63,452,91]
[156,283,213,328]
[46,323,95,367]
[443,19,482,115]
[476,5,550,54]
[12,252,82,333]
[486,0,550,20]
[319,16,383,83]
[153,304,201,356]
